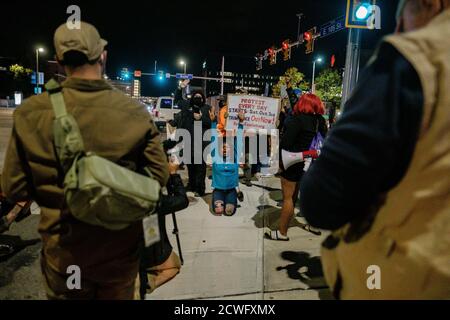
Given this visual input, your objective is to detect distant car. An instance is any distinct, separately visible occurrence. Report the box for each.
[152,97,181,132]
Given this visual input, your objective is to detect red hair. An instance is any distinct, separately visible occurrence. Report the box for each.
[293,93,325,115]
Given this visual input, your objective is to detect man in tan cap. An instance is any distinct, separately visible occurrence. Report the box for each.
[1,21,169,299]
[300,0,450,299]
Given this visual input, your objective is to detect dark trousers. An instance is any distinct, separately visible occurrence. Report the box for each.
[187,163,206,195]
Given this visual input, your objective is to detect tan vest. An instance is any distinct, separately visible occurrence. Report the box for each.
[321,9,450,300]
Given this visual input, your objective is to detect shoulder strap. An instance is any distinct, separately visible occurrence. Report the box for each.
[45,79,85,168]
[45,79,67,119]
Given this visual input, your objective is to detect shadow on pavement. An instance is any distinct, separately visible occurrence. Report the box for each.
[0,235,40,263]
[252,206,310,231]
[276,251,334,300]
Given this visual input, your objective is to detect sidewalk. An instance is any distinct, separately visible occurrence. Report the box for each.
[150,174,333,300]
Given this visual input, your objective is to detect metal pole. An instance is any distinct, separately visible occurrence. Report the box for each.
[312,60,316,93]
[35,49,39,94]
[341,28,362,111]
[220,56,225,95]
[184,64,187,74]
[154,60,157,74]
[171,212,184,265]
[296,13,304,42]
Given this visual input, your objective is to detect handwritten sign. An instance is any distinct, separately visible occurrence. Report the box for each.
[226,95,281,133]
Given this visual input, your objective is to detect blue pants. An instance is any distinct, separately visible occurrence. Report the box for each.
[212,189,237,215]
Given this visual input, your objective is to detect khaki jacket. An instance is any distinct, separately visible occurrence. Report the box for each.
[1,77,169,281]
[321,9,450,299]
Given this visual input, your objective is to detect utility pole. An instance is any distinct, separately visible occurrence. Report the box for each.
[341,28,361,110]
[220,56,225,95]
[296,13,304,42]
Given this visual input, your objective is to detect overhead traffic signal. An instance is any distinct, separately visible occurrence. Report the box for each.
[303,27,316,54]
[281,40,291,61]
[120,68,131,81]
[158,71,164,80]
[268,47,277,65]
[346,0,378,29]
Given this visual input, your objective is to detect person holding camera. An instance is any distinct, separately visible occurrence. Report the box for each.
[136,155,189,299]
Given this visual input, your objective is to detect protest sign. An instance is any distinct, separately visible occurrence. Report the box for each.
[226,95,281,133]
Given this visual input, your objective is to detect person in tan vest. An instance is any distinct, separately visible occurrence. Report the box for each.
[300,0,450,299]
[1,22,169,299]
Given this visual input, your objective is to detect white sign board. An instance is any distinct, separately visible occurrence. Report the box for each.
[226,95,280,132]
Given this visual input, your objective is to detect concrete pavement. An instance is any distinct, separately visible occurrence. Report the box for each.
[149,173,332,300]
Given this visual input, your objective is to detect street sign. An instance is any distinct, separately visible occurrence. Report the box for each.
[176,73,194,80]
[38,72,44,85]
[166,73,171,79]
[320,16,346,38]
[31,72,45,85]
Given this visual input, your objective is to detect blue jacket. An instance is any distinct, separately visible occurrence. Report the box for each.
[211,122,243,190]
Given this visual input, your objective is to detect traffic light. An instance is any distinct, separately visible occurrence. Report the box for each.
[120,68,130,81]
[346,0,377,29]
[268,47,277,65]
[158,71,164,80]
[303,27,316,54]
[281,40,291,61]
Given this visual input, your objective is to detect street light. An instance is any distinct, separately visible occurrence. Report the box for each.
[35,47,45,94]
[311,57,323,93]
[179,60,187,74]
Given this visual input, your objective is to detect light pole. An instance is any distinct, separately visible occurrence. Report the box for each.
[35,47,44,93]
[312,57,322,93]
[179,60,187,74]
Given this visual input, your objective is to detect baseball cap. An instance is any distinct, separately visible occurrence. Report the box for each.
[54,21,108,62]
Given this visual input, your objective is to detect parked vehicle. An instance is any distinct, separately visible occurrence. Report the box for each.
[152,97,181,132]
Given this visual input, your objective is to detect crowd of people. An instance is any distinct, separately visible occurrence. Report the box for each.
[1,0,449,300]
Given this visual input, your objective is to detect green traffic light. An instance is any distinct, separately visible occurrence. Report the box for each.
[355,3,371,20]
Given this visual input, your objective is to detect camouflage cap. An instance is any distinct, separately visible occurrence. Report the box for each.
[54,21,107,61]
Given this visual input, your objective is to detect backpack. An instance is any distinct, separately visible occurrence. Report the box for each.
[45,79,161,231]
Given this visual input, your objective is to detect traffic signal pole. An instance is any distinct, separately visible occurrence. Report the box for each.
[341,27,361,111]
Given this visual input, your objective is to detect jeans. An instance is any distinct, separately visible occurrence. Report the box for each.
[212,189,238,215]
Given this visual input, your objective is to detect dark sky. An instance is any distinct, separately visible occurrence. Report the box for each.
[0,0,400,96]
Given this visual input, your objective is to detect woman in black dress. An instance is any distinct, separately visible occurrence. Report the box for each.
[267,94,327,240]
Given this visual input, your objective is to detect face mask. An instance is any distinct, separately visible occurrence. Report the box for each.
[193,97,203,106]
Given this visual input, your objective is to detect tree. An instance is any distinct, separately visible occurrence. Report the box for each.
[272,67,309,98]
[314,68,343,106]
[9,64,32,79]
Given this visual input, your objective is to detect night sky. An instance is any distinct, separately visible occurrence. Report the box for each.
[0,0,400,96]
